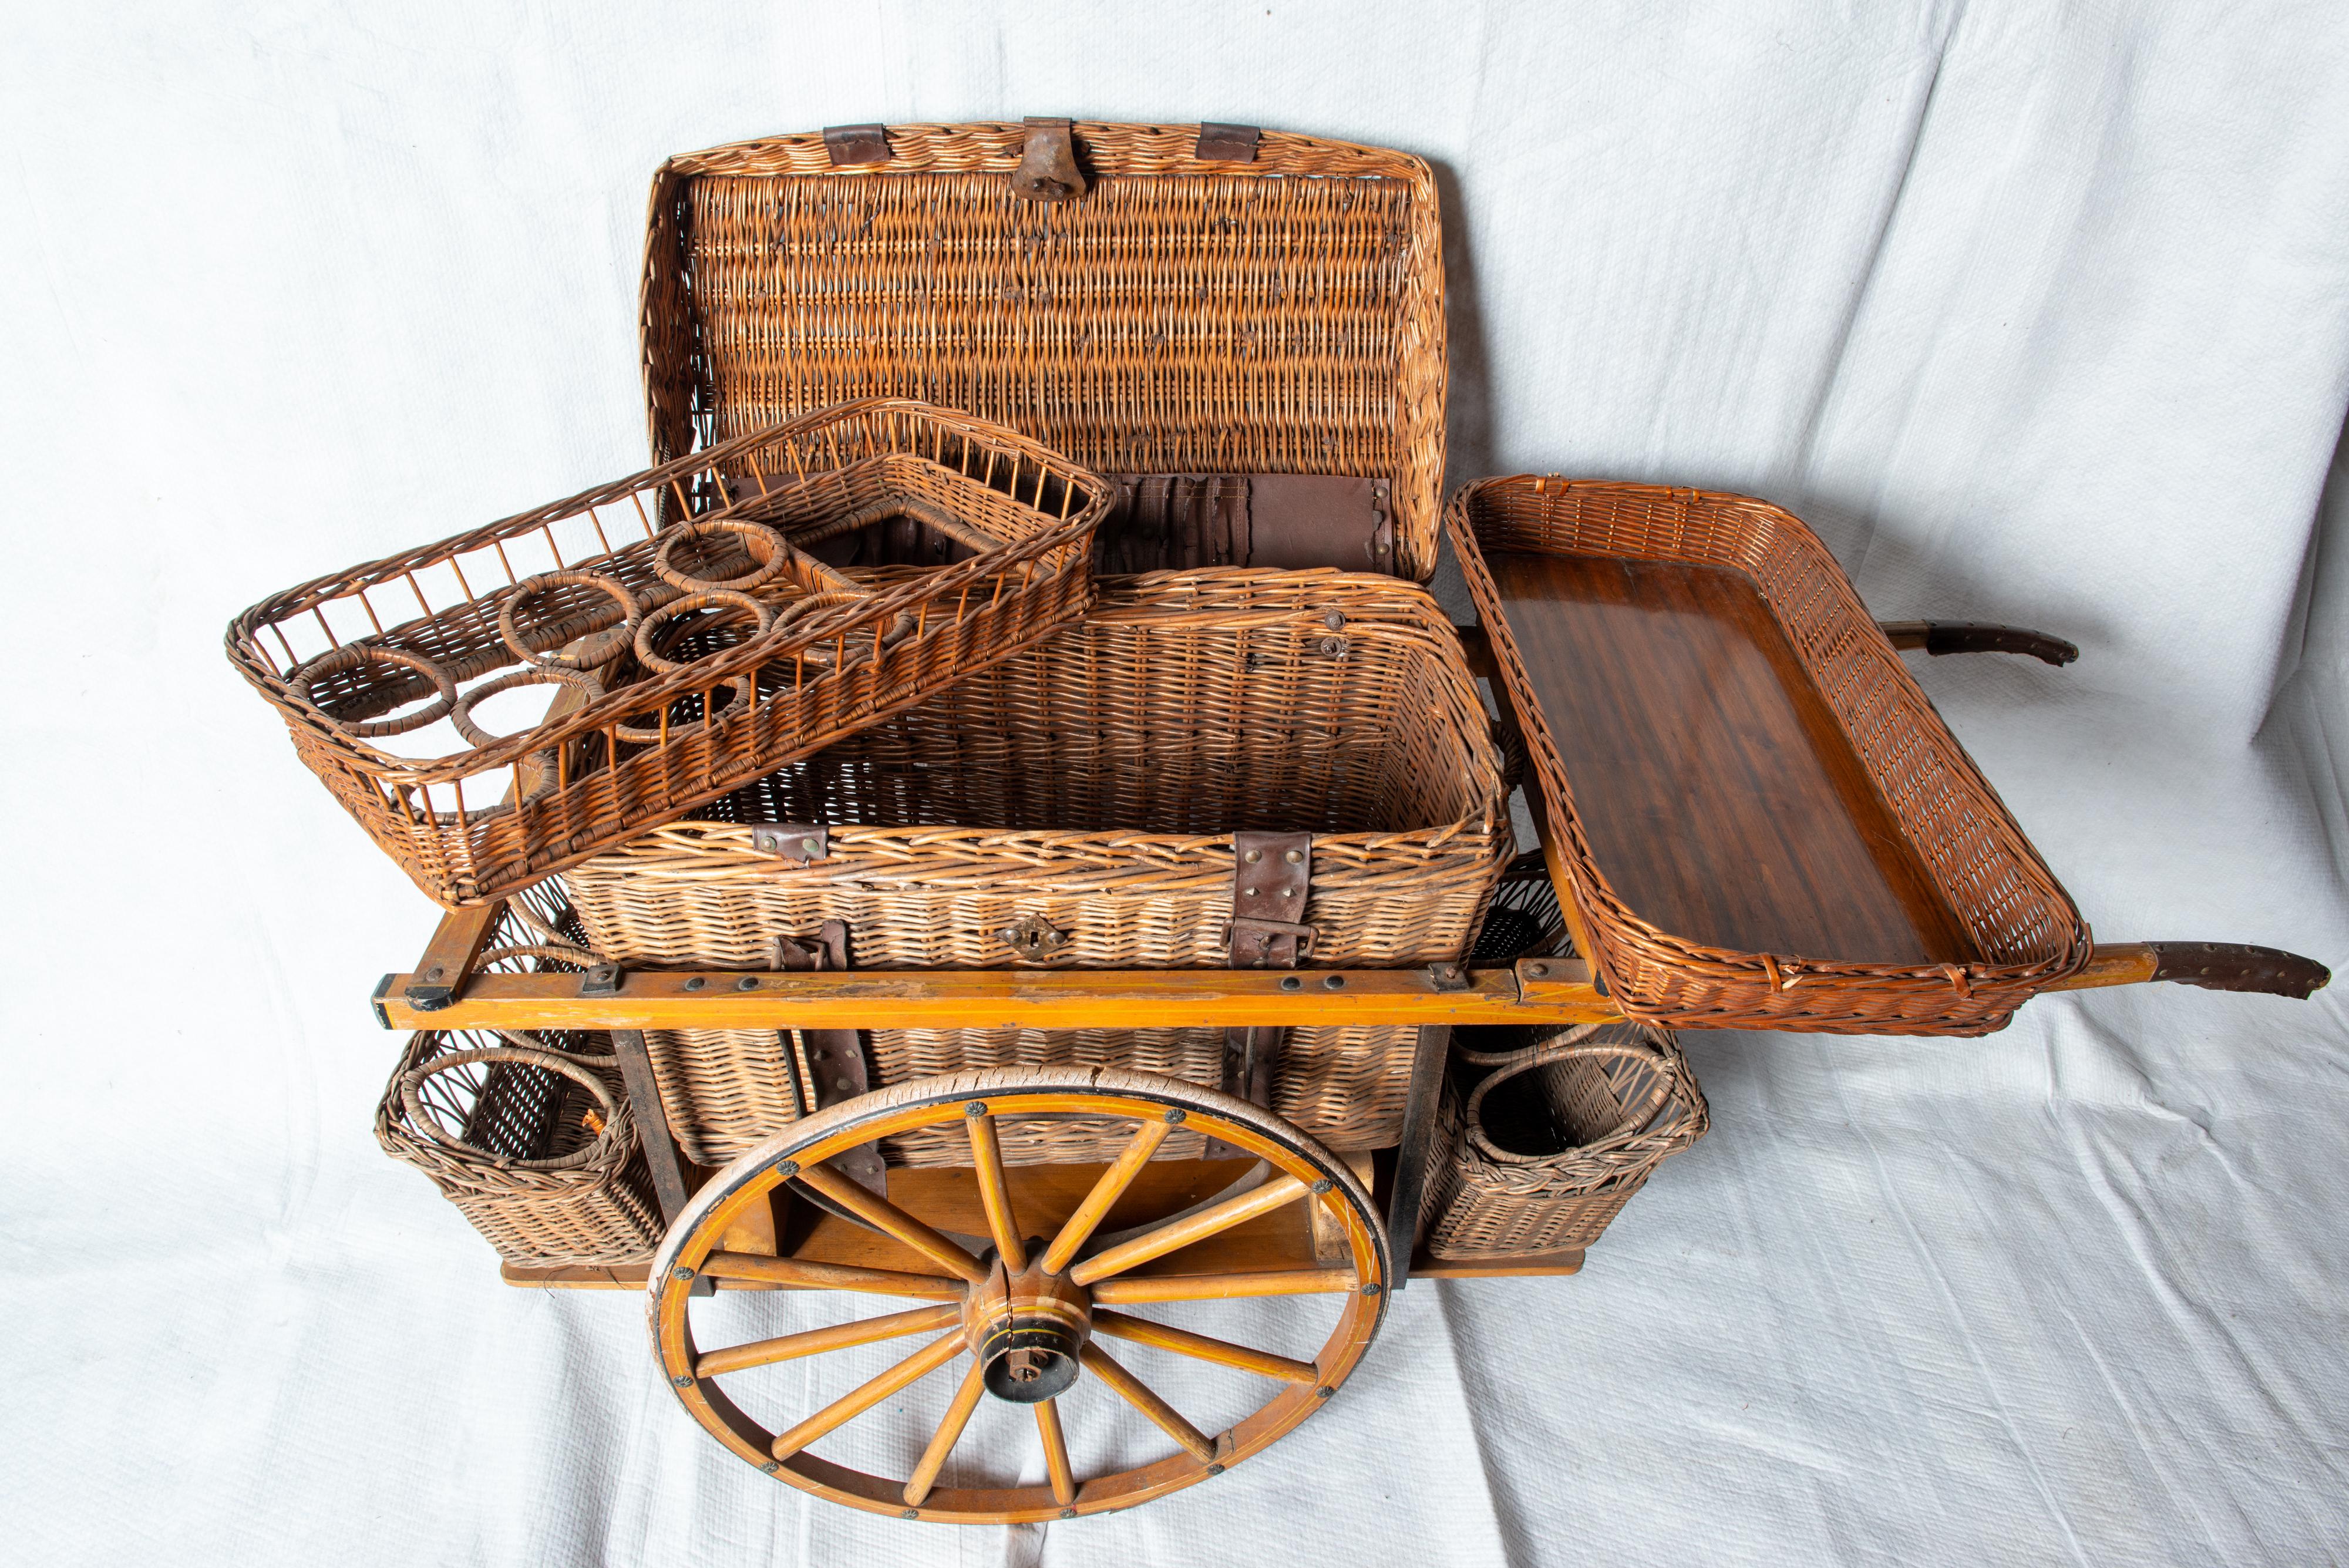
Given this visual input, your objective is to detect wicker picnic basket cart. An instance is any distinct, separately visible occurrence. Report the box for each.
[562,569,1512,1166]
[288,117,2330,1528]
[1421,1023,1708,1260]
[227,399,1108,907]
[642,120,1445,579]
[1448,475,2095,1034]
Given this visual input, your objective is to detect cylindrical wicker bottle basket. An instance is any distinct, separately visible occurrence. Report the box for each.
[377,1027,662,1267]
[1421,1022,1709,1260]
[561,569,1513,1169]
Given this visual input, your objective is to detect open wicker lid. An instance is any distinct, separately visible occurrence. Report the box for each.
[642,120,1447,581]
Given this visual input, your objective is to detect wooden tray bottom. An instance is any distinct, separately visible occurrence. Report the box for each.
[1488,551,1977,967]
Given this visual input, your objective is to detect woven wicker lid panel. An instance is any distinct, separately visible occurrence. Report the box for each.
[1449,475,2091,1035]
[226,399,1108,907]
[642,121,1446,579]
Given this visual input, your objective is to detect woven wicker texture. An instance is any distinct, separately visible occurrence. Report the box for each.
[563,568,1508,1164]
[376,1028,662,1267]
[1448,476,2091,1033]
[637,1022,1413,1169]
[566,570,1508,968]
[227,399,1106,907]
[372,892,658,1266]
[641,122,1448,579]
[1422,1022,1708,1259]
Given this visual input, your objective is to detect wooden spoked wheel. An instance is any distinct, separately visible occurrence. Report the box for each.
[647,1067,1390,1524]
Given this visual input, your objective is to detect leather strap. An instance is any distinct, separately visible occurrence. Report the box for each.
[1195,122,1260,161]
[772,920,887,1196]
[822,124,892,166]
[1212,833,1313,1155]
[1229,830,1314,968]
[1096,473,1392,573]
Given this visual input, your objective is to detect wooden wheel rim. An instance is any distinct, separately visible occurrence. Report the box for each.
[647,1066,1389,1524]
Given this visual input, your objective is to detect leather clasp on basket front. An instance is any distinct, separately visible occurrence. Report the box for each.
[1011,117,1088,202]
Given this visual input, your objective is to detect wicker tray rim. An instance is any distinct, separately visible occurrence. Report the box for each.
[227,399,1110,783]
[1446,475,2092,1022]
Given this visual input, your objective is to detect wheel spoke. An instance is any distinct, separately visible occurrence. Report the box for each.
[1091,1268,1358,1304]
[698,1251,963,1300]
[770,1332,966,1461]
[1091,1309,1319,1384]
[695,1303,962,1378]
[1039,1118,1173,1275]
[1035,1398,1076,1506]
[793,1162,991,1285]
[965,1111,1027,1272]
[1079,1342,1217,1464]
[903,1357,988,1506]
[1068,1175,1311,1286]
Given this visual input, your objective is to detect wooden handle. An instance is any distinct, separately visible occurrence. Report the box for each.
[1877,621,2079,666]
[2051,942,2330,998]
[2146,942,2330,998]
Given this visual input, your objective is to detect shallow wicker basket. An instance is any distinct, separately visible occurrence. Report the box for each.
[563,569,1512,1167]
[1421,1022,1708,1260]
[227,398,1106,907]
[376,1027,662,1267]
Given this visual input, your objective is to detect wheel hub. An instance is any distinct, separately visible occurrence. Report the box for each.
[964,1244,1091,1405]
[978,1319,1082,1402]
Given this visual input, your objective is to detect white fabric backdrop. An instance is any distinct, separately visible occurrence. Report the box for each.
[4,2,2345,1562]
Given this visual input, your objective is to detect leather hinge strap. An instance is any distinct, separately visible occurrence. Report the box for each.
[769,920,886,1196]
[822,124,892,166]
[1214,832,1312,1152]
[1196,122,1260,161]
[1229,830,1314,968]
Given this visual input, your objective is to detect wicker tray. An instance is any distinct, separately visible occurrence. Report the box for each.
[561,569,1512,1165]
[641,120,1446,579]
[1449,476,2091,1033]
[227,399,1106,906]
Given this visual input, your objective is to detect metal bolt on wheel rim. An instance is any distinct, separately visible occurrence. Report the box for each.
[646,1066,1390,1524]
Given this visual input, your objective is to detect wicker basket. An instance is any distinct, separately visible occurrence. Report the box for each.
[1448,475,2091,1032]
[563,569,1512,1166]
[1421,1023,1708,1260]
[1468,850,1569,965]
[641,121,1447,580]
[376,1027,662,1267]
[227,399,1107,907]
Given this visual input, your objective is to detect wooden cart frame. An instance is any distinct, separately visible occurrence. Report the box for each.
[364,608,2325,1523]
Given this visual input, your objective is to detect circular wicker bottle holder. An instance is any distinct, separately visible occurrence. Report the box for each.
[654,518,792,593]
[1423,1022,1708,1260]
[287,500,980,800]
[378,1031,662,1266]
[499,570,644,671]
[287,643,458,738]
[610,590,778,743]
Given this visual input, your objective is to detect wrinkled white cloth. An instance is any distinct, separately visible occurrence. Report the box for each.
[2,2,2344,1563]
